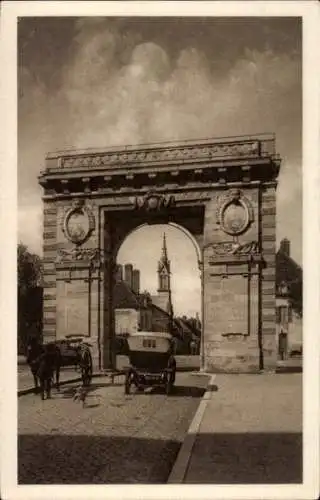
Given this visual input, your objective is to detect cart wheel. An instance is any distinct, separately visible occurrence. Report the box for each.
[125,373,131,395]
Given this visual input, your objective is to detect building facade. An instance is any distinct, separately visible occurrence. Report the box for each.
[275,238,303,358]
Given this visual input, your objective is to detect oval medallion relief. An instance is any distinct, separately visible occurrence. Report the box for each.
[62,200,95,245]
[66,211,90,243]
[217,189,254,236]
[221,200,249,235]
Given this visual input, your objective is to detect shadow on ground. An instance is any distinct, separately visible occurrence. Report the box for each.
[127,385,206,398]
[276,366,302,374]
[55,381,124,399]
[185,432,302,484]
[18,435,181,484]
[18,431,302,484]
[54,382,206,399]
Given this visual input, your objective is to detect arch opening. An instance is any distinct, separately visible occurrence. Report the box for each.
[112,222,202,358]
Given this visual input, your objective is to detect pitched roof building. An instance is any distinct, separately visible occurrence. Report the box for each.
[276,238,302,316]
[114,233,200,353]
[275,238,303,357]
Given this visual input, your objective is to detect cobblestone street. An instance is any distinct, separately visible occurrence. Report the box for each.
[18,372,208,484]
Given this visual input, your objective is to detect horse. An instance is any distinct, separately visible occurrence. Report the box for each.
[26,339,61,396]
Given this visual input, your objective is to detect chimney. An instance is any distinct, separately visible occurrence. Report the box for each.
[124,263,133,289]
[132,269,140,295]
[280,238,290,257]
[115,264,123,282]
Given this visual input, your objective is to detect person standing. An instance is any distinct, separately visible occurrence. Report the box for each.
[278,329,288,361]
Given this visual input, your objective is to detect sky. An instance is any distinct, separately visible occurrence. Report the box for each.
[18,16,302,317]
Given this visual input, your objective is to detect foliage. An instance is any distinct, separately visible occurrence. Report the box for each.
[289,279,303,318]
[18,243,42,291]
[17,243,43,353]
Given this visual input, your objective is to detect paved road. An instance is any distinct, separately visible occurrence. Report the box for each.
[18,355,201,392]
[18,372,208,484]
[18,364,80,392]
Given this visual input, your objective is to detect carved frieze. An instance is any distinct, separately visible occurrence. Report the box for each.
[56,247,120,273]
[61,198,95,245]
[60,141,260,170]
[56,247,102,265]
[210,240,259,256]
[134,191,175,211]
[216,189,254,236]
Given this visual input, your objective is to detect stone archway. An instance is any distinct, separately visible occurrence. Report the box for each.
[39,134,281,373]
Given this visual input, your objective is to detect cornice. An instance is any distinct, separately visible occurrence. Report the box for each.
[41,181,263,203]
[42,134,279,174]
[39,135,281,196]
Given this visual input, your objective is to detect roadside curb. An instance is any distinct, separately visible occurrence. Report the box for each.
[167,373,216,484]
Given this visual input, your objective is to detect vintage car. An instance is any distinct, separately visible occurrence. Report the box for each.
[124,331,176,395]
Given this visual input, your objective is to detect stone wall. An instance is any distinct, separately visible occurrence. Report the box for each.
[202,187,263,373]
[115,308,139,335]
[43,198,102,370]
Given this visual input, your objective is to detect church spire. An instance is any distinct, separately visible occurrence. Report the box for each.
[157,232,173,318]
[158,233,170,287]
[161,233,169,265]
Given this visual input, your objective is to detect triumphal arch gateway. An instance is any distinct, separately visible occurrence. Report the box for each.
[39,134,281,373]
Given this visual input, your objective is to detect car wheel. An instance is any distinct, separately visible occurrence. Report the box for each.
[165,379,172,395]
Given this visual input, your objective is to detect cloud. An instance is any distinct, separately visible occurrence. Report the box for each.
[29,25,300,150]
[18,200,43,254]
[18,20,302,266]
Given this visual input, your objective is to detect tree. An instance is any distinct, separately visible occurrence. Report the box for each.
[18,243,42,291]
[17,243,43,353]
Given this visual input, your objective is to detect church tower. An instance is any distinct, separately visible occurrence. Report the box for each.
[157,233,174,318]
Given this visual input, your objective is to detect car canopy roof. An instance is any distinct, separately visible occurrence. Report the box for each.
[130,331,173,340]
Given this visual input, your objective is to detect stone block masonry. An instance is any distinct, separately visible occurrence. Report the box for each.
[39,134,281,373]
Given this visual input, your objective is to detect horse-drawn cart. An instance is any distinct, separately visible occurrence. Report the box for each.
[26,335,93,398]
[58,336,93,387]
[124,332,176,395]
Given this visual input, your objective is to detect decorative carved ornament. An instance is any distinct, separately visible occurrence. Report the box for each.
[134,191,175,211]
[56,248,120,274]
[216,189,254,236]
[210,240,259,256]
[61,141,260,169]
[62,198,95,245]
[56,247,102,265]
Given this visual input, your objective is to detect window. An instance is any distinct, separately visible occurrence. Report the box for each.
[142,338,156,348]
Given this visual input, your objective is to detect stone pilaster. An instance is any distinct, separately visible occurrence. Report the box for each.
[202,187,262,373]
[42,200,57,344]
[261,185,277,371]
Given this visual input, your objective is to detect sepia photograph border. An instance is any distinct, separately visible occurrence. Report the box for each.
[1,1,319,499]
